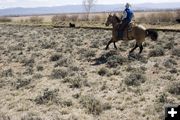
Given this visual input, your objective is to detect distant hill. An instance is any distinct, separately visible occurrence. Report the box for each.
[0,3,180,16]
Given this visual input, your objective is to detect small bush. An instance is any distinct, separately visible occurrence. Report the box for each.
[167,82,180,95]
[69,15,79,21]
[64,76,88,88]
[124,73,146,86]
[51,68,68,79]
[13,78,31,89]
[107,55,127,68]
[0,17,12,22]
[36,65,44,71]
[34,88,59,104]
[1,68,13,77]
[51,15,67,25]
[54,57,72,67]
[80,95,103,115]
[98,67,110,76]
[21,58,35,67]
[21,113,42,120]
[172,48,180,57]
[29,16,43,24]
[148,46,165,57]
[50,54,62,62]
[91,15,101,21]
[163,59,177,68]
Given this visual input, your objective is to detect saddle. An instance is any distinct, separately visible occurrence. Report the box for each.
[118,22,135,40]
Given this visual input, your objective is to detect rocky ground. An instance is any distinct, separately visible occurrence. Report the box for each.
[0,25,179,120]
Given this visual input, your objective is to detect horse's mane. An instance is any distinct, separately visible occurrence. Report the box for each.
[114,15,121,23]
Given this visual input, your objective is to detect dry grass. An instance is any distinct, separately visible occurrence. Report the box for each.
[0,24,179,120]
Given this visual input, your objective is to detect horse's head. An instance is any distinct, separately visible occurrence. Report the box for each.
[105,14,121,26]
[105,14,113,26]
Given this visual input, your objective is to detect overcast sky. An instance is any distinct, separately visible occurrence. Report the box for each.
[0,0,180,8]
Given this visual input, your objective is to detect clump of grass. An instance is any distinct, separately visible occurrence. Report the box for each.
[0,17,12,22]
[34,88,59,104]
[148,46,165,57]
[81,49,96,59]
[54,57,72,67]
[64,76,88,88]
[163,58,177,68]
[12,78,31,89]
[0,113,11,120]
[107,55,127,68]
[98,67,110,76]
[41,41,57,49]
[172,48,180,57]
[124,73,146,86]
[51,68,68,79]
[21,58,35,67]
[21,113,42,120]
[36,65,44,71]
[50,54,62,62]
[167,82,180,95]
[29,16,43,24]
[51,15,67,25]
[80,95,103,115]
[1,68,13,77]
[94,50,118,65]
[61,99,73,107]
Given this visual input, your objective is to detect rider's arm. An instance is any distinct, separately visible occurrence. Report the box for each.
[122,11,127,20]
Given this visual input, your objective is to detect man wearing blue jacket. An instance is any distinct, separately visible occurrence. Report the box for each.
[119,3,134,38]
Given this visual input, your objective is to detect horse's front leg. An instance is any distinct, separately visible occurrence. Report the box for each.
[105,38,113,50]
[113,41,117,49]
[139,44,143,54]
[129,43,138,54]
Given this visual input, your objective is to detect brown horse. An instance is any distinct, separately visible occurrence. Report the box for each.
[105,14,158,54]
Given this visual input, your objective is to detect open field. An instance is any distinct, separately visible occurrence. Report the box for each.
[0,24,180,120]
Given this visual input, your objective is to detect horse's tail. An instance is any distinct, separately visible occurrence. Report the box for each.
[146,29,158,41]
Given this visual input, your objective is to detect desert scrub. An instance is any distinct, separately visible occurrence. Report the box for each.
[0,68,13,77]
[0,17,12,22]
[36,65,44,71]
[50,53,62,62]
[34,88,59,104]
[51,68,68,79]
[0,113,10,120]
[172,48,180,57]
[21,113,42,120]
[21,58,35,67]
[12,78,31,89]
[80,95,103,115]
[124,73,146,86]
[79,48,96,59]
[41,41,57,49]
[29,16,44,24]
[163,58,177,68]
[64,76,89,88]
[167,82,180,95]
[95,50,118,65]
[98,67,111,76]
[107,55,127,68]
[54,56,73,68]
[148,46,165,57]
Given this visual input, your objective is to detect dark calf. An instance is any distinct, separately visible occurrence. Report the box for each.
[176,19,180,23]
[69,23,75,27]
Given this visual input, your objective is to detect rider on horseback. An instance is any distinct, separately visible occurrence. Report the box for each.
[119,3,134,38]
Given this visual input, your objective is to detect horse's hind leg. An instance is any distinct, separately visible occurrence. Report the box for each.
[105,38,113,50]
[139,44,143,54]
[129,43,138,53]
[113,42,117,49]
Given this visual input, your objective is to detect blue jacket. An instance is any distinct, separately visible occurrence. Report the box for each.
[124,8,133,22]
